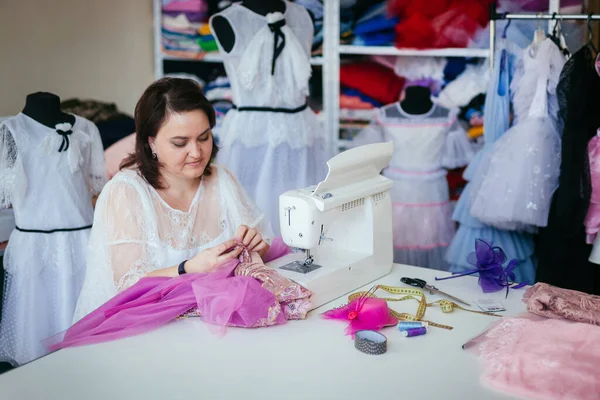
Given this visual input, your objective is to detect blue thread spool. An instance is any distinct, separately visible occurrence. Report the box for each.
[401,327,428,337]
[397,321,428,331]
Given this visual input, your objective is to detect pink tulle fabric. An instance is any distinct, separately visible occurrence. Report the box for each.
[321,297,398,338]
[584,132,600,243]
[523,282,600,326]
[465,316,600,400]
[44,238,308,351]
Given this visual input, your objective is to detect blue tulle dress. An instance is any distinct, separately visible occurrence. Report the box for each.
[444,39,537,283]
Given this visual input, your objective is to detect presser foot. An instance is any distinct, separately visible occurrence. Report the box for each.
[279,260,322,274]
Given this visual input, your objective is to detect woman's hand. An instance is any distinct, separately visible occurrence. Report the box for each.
[236,225,269,257]
[183,239,243,274]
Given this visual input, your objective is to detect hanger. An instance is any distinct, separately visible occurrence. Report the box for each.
[551,12,571,58]
[533,13,546,46]
[502,13,512,39]
[588,14,598,53]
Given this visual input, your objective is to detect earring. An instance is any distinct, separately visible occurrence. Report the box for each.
[152,152,157,159]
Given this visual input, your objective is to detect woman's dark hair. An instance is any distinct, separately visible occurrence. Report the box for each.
[120,77,218,189]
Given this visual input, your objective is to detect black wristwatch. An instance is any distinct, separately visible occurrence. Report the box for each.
[178,260,187,275]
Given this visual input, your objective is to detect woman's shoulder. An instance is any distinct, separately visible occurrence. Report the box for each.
[99,169,151,201]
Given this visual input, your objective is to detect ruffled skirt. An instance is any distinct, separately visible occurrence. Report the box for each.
[385,168,455,271]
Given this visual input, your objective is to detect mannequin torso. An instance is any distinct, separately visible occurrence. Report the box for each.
[22,92,75,128]
[211,0,287,53]
[400,86,434,115]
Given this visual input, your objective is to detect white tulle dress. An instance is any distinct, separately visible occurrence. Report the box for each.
[353,103,474,270]
[73,165,273,322]
[209,2,329,236]
[0,113,107,365]
[469,38,566,229]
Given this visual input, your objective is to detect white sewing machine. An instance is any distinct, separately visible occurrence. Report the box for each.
[266,142,395,309]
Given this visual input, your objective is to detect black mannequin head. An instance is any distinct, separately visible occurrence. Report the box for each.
[22,92,75,128]
[400,86,433,115]
[211,0,286,53]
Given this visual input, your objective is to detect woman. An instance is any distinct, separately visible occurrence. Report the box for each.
[74,78,273,321]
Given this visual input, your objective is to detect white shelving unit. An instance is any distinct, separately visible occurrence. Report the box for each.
[153,0,491,155]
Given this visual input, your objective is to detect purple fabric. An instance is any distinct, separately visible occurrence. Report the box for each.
[45,237,294,351]
[435,238,528,297]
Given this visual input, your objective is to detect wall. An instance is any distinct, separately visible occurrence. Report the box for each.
[0,0,154,116]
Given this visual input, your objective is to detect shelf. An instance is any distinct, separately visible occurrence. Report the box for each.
[162,52,324,65]
[339,45,490,58]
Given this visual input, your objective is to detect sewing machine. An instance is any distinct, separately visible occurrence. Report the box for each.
[266,142,394,309]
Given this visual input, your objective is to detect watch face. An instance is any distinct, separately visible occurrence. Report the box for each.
[596,53,600,77]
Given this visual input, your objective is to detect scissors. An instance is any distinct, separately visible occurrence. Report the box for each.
[400,277,471,306]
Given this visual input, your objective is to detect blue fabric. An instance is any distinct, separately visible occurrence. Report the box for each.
[445,40,537,284]
[340,87,382,107]
[354,15,398,35]
[352,31,395,47]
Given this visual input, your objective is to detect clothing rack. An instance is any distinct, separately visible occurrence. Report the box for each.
[488,3,600,68]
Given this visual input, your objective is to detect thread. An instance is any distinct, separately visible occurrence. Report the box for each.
[397,321,429,331]
[401,327,428,337]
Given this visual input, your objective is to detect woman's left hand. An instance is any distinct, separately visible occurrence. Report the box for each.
[236,225,269,257]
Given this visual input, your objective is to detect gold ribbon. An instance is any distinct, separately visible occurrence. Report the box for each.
[348,284,501,330]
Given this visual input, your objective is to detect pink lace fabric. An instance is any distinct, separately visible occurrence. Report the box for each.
[523,282,600,326]
[584,132,600,243]
[465,316,600,400]
[45,239,310,350]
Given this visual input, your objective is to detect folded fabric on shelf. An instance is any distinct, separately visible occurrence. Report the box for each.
[340,61,405,105]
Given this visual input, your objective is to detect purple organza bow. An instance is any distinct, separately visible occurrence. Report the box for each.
[435,239,528,298]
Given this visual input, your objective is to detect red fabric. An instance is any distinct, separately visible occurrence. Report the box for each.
[388,0,493,49]
[340,62,405,105]
[446,167,467,201]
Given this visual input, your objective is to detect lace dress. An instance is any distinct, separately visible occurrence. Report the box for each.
[353,102,473,270]
[73,164,273,322]
[209,2,329,236]
[446,40,536,284]
[465,316,600,400]
[0,113,107,366]
[469,38,566,229]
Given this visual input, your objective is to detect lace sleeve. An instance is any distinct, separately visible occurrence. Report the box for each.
[0,124,23,209]
[218,165,275,243]
[441,119,475,169]
[87,122,108,196]
[74,175,162,321]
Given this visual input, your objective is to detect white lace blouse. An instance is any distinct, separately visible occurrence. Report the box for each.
[73,164,273,321]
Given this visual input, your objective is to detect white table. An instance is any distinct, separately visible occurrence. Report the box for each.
[0,264,526,400]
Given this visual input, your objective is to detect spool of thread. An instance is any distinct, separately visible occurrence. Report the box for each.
[401,327,428,337]
[397,321,428,331]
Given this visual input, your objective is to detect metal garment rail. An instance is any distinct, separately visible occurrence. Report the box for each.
[488,6,600,68]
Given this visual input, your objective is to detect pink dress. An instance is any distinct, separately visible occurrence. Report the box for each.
[465,316,600,400]
[45,242,311,351]
[584,131,600,244]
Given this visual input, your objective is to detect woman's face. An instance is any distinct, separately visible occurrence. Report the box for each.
[150,110,213,181]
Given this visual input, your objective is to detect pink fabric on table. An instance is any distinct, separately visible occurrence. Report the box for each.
[584,132,600,243]
[104,133,135,179]
[464,316,600,400]
[45,238,305,350]
[523,282,600,326]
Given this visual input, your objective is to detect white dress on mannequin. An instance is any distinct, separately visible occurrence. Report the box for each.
[0,113,106,365]
[209,1,329,236]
